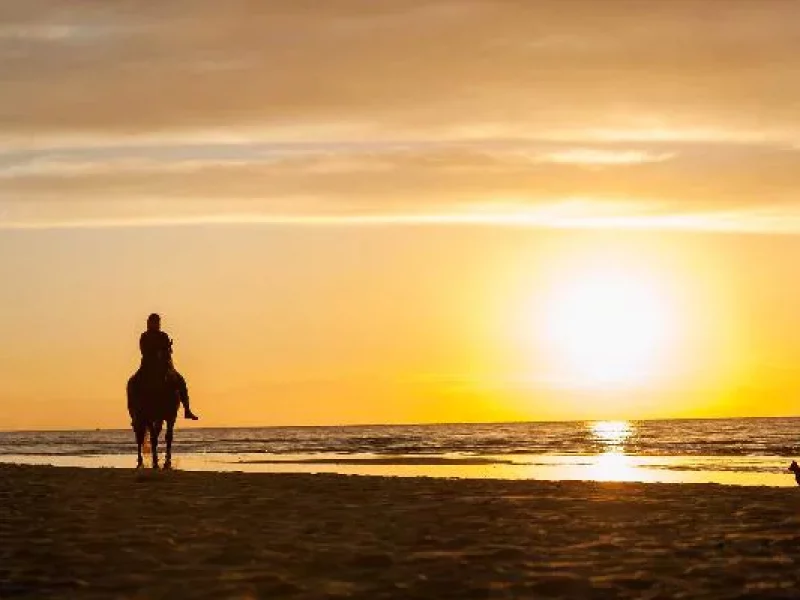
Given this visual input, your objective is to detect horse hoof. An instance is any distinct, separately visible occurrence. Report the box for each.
[163,462,172,470]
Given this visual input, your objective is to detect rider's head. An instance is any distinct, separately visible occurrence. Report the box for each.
[147,313,161,331]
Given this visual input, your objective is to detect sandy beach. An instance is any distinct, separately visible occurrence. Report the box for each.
[1,465,800,599]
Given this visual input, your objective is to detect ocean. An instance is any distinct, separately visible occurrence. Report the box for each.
[2,418,799,486]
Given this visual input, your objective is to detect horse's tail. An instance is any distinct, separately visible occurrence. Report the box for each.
[127,374,138,423]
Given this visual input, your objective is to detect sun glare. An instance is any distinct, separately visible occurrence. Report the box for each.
[541,268,674,387]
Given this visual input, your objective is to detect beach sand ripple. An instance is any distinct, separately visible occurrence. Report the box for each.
[2,465,800,598]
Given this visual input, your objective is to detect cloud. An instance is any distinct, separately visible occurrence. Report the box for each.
[2,1,800,230]
[2,139,800,230]
[536,149,675,166]
[3,0,800,139]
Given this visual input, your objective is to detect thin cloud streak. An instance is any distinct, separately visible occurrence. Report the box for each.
[3,139,799,226]
[539,148,675,166]
[3,203,800,235]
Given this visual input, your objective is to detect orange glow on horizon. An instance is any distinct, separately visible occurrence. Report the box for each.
[0,222,791,429]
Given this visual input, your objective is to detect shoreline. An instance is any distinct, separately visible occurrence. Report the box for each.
[2,464,800,598]
[1,451,797,487]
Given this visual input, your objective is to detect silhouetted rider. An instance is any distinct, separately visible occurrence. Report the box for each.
[135,313,199,420]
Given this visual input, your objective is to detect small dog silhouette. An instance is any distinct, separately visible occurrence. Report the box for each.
[788,461,800,486]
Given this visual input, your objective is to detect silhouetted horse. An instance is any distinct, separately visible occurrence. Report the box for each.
[127,359,181,469]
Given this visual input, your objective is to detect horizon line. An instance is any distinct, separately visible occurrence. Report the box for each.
[2,413,797,434]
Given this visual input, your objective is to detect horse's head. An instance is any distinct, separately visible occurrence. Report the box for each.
[155,339,174,363]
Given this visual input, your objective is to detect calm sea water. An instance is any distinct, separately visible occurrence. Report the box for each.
[2,418,799,486]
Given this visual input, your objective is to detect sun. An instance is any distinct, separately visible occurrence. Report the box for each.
[540,267,674,387]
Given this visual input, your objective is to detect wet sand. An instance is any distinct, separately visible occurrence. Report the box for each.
[3,452,796,486]
[2,464,800,599]
[240,456,515,465]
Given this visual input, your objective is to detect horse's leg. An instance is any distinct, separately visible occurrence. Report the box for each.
[150,422,161,469]
[127,377,144,468]
[135,423,145,468]
[163,419,175,470]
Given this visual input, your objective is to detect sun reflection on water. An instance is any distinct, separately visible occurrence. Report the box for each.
[591,420,632,448]
[589,420,637,481]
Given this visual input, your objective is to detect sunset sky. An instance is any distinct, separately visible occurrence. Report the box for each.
[3,1,800,429]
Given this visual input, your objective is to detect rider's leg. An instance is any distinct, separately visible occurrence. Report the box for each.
[175,371,199,420]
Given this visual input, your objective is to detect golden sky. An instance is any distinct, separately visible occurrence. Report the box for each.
[2,1,800,429]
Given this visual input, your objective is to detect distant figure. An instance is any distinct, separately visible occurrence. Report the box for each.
[130,313,198,421]
[788,461,800,486]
